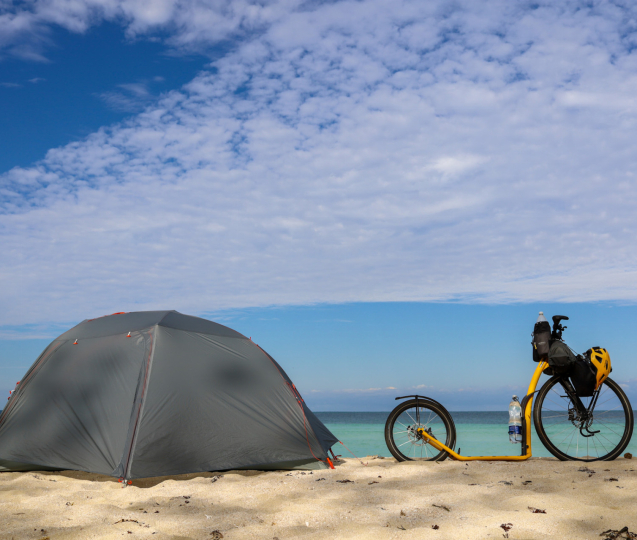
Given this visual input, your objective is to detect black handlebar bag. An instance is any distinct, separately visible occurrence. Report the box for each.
[545,341,576,376]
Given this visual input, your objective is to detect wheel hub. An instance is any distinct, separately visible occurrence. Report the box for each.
[568,406,594,429]
[409,425,432,444]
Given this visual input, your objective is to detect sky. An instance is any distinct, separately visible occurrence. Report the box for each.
[1,0,637,410]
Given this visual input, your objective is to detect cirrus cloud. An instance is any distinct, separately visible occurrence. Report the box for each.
[2,0,637,326]
[0,0,298,60]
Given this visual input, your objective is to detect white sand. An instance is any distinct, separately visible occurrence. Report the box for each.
[1,457,636,539]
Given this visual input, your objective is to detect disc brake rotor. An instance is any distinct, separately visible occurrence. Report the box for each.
[408,425,433,444]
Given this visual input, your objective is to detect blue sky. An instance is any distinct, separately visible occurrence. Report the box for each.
[0,22,211,172]
[2,0,637,410]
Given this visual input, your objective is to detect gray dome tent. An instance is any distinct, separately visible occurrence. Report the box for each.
[0,311,337,480]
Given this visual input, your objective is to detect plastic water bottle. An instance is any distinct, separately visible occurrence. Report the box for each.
[508,395,522,443]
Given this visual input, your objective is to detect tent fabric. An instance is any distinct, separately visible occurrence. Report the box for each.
[0,311,337,479]
[55,310,245,341]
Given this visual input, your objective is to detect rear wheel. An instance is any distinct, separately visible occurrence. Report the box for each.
[534,376,633,461]
[385,399,456,461]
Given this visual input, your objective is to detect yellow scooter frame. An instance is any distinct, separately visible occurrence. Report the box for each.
[417,361,548,461]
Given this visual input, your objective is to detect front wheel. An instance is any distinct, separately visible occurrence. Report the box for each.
[385,398,456,461]
[533,376,633,461]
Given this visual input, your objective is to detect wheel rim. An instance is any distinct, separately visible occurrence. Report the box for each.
[537,379,631,460]
[390,405,450,460]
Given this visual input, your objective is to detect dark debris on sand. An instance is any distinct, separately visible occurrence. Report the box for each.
[578,467,596,477]
[500,523,513,538]
[528,507,546,514]
[600,527,637,539]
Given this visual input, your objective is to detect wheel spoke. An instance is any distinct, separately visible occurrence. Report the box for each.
[564,429,578,456]
[593,403,623,416]
[545,396,569,410]
[596,395,620,408]
[544,421,578,441]
[593,419,624,439]
[595,428,620,448]
[536,376,632,461]
[557,426,578,448]
[387,403,454,462]
[594,433,612,455]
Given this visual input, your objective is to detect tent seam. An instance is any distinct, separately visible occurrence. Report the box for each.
[122,325,158,481]
[156,310,176,328]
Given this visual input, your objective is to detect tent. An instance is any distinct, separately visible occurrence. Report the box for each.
[0,311,337,480]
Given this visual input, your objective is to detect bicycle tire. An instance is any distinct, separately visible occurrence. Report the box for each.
[533,376,633,461]
[385,398,456,462]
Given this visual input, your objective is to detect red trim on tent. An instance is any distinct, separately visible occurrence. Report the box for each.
[251,341,330,468]
[0,341,64,428]
[87,312,127,322]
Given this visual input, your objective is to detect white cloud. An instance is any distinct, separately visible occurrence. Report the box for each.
[303,383,534,411]
[429,155,487,177]
[98,81,154,112]
[2,1,637,326]
[331,387,398,394]
[0,0,298,60]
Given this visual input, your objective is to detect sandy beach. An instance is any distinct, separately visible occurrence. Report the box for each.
[1,456,635,540]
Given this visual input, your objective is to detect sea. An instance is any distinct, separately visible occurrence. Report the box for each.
[0,409,634,460]
[315,411,637,459]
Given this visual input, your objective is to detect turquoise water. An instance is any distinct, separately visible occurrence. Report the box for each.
[316,412,637,459]
[0,409,634,461]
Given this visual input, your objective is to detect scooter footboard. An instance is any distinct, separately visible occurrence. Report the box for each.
[414,361,547,461]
